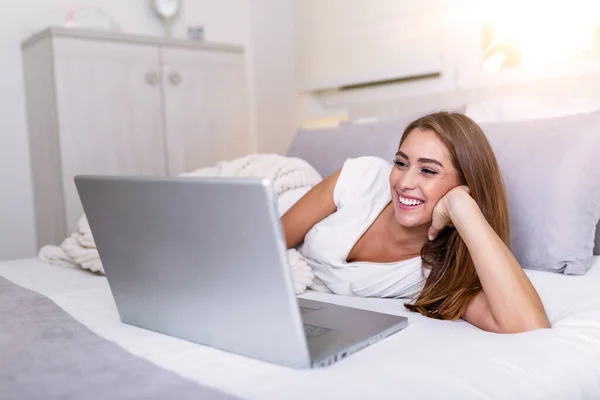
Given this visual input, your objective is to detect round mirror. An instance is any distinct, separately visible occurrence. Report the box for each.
[150,0,181,21]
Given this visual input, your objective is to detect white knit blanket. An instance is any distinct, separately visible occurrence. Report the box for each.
[38,154,324,294]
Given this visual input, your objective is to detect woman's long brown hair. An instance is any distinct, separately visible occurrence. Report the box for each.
[403,112,510,320]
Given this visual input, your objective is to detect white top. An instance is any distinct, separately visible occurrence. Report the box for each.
[299,156,426,299]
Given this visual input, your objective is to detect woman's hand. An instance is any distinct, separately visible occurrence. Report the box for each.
[431,184,550,333]
[428,185,471,241]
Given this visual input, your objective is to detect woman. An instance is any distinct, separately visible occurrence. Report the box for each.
[282,111,550,334]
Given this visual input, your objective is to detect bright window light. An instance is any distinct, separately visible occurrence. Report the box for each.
[481,0,600,71]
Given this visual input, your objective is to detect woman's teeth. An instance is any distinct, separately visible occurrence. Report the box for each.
[399,196,424,206]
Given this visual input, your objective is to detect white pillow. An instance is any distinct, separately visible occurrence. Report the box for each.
[465,97,600,123]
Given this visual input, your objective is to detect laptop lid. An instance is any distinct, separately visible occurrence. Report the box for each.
[75,175,311,368]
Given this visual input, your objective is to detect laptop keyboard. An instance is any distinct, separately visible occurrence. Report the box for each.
[303,324,332,339]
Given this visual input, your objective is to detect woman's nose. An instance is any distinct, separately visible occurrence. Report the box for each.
[398,168,418,190]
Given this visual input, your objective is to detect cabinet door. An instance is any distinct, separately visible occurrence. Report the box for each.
[161,47,251,176]
[53,38,167,232]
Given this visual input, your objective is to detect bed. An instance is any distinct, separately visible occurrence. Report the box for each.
[2,256,600,399]
[4,90,600,399]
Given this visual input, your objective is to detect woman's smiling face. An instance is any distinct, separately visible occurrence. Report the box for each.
[389,127,462,228]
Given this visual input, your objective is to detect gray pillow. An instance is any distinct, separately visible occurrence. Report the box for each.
[286,110,600,275]
[480,111,600,274]
[286,111,430,178]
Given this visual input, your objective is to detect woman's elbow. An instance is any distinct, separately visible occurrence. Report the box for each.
[498,315,551,334]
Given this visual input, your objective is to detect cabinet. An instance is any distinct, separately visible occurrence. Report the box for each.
[22,27,251,248]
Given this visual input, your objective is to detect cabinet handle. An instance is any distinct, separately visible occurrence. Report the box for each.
[145,71,160,85]
[169,72,182,86]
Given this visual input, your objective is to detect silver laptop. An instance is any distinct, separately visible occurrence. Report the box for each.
[74,175,408,368]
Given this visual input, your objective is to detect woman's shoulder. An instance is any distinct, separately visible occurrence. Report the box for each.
[334,156,392,208]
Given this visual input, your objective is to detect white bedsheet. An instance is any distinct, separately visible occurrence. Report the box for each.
[2,257,600,399]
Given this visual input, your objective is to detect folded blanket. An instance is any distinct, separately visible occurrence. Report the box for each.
[39,154,322,294]
[0,275,238,400]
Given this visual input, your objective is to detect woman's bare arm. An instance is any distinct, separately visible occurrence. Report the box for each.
[281,170,340,249]
[447,191,550,333]
[461,291,501,332]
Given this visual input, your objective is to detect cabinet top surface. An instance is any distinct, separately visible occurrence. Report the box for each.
[22,26,243,54]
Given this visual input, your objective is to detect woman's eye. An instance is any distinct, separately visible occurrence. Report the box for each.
[394,160,407,168]
[422,168,438,175]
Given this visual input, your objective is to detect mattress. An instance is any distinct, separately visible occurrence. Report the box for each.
[2,257,600,399]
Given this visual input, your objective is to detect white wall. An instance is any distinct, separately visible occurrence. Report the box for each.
[186,0,298,154]
[0,0,273,260]
[183,0,257,154]
[248,0,298,154]
[185,0,298,155]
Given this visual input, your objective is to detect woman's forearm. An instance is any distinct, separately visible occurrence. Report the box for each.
[448,192,550,332]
